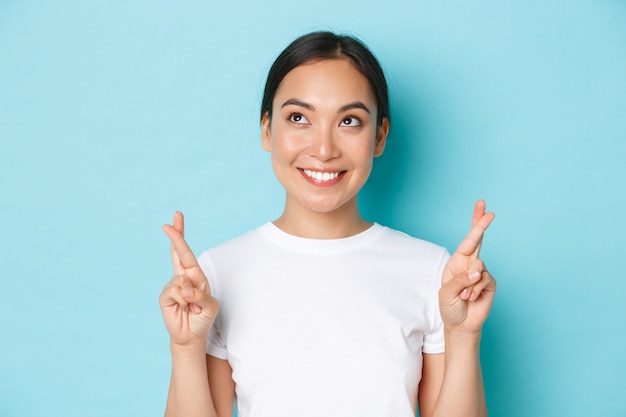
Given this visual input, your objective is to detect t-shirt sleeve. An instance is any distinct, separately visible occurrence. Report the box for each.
[206,323,228,359]
[422,248,450,354]
[198,250,229,360]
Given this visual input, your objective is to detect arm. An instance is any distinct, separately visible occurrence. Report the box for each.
[418,335,487,417]
[160,212,227,417]
[417,353,443,417]
[418,200,495,417]
[165,345,215,417]
[164,352,235,417]
[206,355,236,417]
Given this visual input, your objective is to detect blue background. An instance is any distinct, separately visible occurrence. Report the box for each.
[1,1,625,416]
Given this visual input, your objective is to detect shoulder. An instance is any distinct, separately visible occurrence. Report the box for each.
[375,224,449,261]
[198,224,269,264]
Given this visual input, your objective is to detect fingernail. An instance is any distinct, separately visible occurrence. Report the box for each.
[461,289,470,299]
[182,288,193,298]
[469,270,481,281]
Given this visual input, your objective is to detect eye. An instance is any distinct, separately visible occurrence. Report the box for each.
[288,112,309,124]
[340,116,361,127]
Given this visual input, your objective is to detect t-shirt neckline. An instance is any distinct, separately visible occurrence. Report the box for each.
[257,222,387,255]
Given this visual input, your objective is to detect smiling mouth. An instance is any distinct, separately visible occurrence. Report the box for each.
[301,169,345,184]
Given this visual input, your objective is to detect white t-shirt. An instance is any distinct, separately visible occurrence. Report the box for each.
[199,222,449,417]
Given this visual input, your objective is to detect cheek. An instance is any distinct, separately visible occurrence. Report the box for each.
[346,133,377,159]
[271,129,309,156]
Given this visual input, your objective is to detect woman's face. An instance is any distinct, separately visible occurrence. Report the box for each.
[262,58,389,217]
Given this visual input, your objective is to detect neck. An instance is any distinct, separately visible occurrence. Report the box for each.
[273,197,372,239]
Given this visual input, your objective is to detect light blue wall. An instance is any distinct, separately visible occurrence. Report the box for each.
[1,1,624,416]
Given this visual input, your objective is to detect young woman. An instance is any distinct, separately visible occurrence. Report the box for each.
[159,31,496,417]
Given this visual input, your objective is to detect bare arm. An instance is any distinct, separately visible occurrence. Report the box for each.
[418,336,487,417]
[165,345,215,417]
[164,352,234,417]
[206,355,236,417]
[436,331,487,416]
[417,353,444,417]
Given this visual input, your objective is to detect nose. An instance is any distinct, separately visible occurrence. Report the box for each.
[307,125,340,161]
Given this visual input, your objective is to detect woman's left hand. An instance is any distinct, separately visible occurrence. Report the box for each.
[439,200,496,335]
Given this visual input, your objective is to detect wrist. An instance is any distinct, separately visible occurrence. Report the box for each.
[443,328,483,373]
[170,340,207,358]
[444,326,482,347]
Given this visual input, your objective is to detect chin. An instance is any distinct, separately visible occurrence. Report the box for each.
[302,197,354,214]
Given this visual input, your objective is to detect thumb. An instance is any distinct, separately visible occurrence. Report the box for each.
[181,286,220,319]
[440,268,481,303]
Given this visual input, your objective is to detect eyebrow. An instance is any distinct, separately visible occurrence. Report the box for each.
[281,99,314,111]
[338,102,371,114]
[280,99,371,114]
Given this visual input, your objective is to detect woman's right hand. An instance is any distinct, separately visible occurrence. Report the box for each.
[159,212,219,349]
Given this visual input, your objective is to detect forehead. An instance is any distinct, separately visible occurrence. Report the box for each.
[273,58,376,107]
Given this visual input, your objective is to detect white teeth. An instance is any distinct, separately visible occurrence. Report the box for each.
[303,169,340,182]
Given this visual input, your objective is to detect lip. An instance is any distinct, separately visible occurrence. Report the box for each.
[298,168,346,186]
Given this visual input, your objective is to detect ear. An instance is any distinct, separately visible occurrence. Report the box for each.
[373,117,389,157]
[261,112,272,152]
